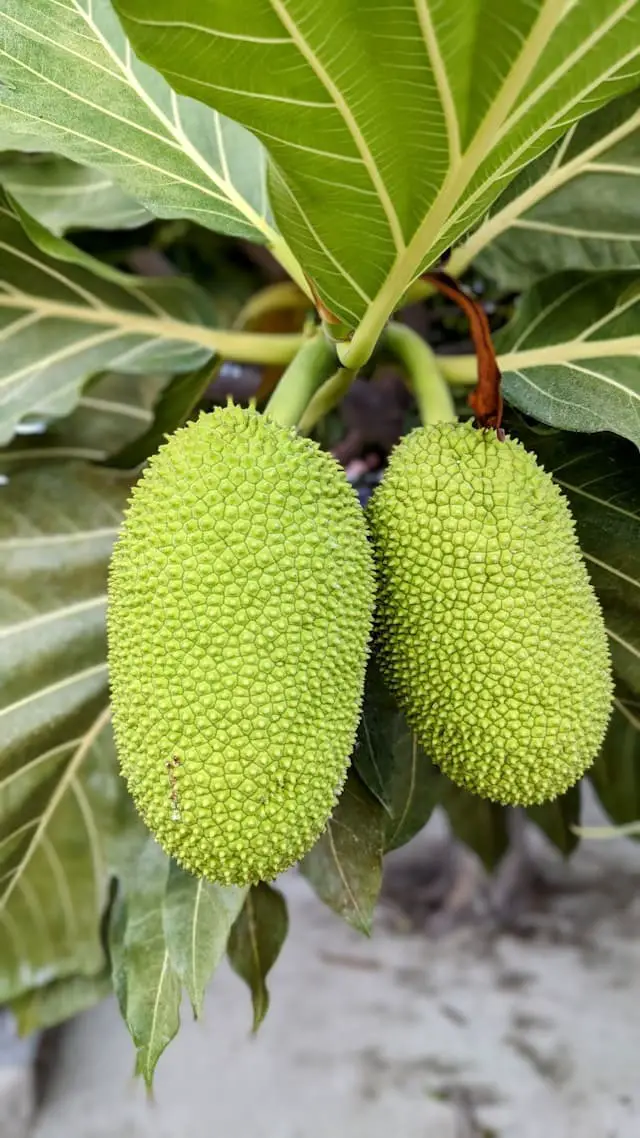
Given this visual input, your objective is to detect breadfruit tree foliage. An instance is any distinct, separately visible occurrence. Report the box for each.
[0,0,639,1083]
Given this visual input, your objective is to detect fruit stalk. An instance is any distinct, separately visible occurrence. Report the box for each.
[265,332,338,429]
[383,322,456,426]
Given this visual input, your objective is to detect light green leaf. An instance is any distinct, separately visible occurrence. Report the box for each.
[115,0,640,361]
[227,882,288,1033]
[444,272,640,447]
[0,463,128,1002]
[10,968,112,1034]
[0,192,222,444]
[0,372,168,472]
[163,863,247,1019]
[109,835,181,1086]
[0,154,151,235]
[0,0,284,255]
[300,771,385,935]
[457,89,640,288]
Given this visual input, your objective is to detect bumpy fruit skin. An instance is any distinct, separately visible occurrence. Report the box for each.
[108,405,374,885]
[369,421,613,806]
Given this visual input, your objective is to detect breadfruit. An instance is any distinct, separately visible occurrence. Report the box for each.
[107,405,375,885]
[368,421,613,806]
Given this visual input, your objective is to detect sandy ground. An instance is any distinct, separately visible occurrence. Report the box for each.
[30,794,640,1138]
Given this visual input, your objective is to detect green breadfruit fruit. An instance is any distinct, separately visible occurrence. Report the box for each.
[368,421,613,806]
[107,405,375,885]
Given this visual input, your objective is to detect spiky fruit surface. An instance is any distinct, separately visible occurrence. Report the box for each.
[108,406,375,885]
[369,421,613,806]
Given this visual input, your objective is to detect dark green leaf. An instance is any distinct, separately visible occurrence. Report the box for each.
[108,362,218,470]
[440,782,509,871]
[10,969,112,1035]
[508,419,640,690]
[300,771,384,935]
[527,787,581,856]
[109,835,181,1086]
[354,659,437,851]
[590,681,640,828]
[163,863,246,1019]
[227,882,288,1032]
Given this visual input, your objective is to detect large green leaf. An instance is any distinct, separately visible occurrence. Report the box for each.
[116,0,640,360]
[0,463,128,1002]
[0,154,151,235]
[227,882,288,1033]
[454,89,640,288]
[444,272,640,447]
[0,193,222,444]
[300,771,385,935]
[0,0,286,257]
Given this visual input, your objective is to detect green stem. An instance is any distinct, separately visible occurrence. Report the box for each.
[234,281,311,329]
[298,367,356,435]
[383,323,456,426]
[436,353,480,384]
[265,333,338,429]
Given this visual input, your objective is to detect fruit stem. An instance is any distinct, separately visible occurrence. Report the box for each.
[265,332,339,429]
[383,323,456,426]
[233,281,311,329]
[436,354,482,384]
[297,366,356,434]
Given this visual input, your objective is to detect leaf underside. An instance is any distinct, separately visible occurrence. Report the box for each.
[115,0,640,334]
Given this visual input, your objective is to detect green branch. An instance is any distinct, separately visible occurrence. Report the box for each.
[265,333,338,429]
[298,367,356,434]
[383,323,456,425]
